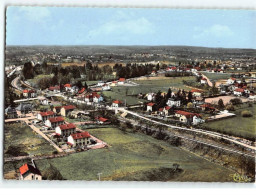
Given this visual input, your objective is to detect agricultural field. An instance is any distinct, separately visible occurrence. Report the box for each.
[103,77,195,105]
[201,104,256,139]
[25,127,234,181]
[201,72,232,81]
[4,122,56,158]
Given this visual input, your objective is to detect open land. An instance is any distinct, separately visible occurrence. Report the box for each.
[20,127,234,181]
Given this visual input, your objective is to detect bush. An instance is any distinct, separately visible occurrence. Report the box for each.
[230,98,242,105]
[225,104,235,111]
[241,110,253,117]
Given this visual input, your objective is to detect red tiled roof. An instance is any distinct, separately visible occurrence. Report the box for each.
[23,89,29,93]
[63,105,76,110]
[165,106,171,110]
[112,81,117,83]
[93,94,101,98]
[119,78,126,82]
[19,164,41,176]
[96,117,108,122]
[175,110,201,118]
[113,100,122,104]
[235,88,244,93]
[39,111,54,117]
[67,142,73,146]
[59,123,76,130]
[147,102,155,106]
[49,86,60,91]
[71,132,90,140]
[54,106,62,110]
[159,108,164,111]
[231,78,236,80]
[191,89,202,93]
[171,67,177,70]
[64,84,71,88]
[201,78,207,80]
[49,117,64,123]
[78,88,85,94]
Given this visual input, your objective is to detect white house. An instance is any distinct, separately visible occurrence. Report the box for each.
[102,84,111,91]
[93,93,104,103]
[45,117,65,129]
[147,102,155,112]
[118,78,126,85]
[37,111,55,121]
[55,123,76,138]
[64,84,72,91]
[166,98,181,107]
[227,78,236,85]
[97,81,105,87]
[147,93,155,101]
[175,110,204,125]
[19,163,42,180]
[233,88,244,96]
[191,89,202,97]
[67,131,91,148]
[163,106,172,116]
[112,100,122,108]
[200,77,207,84]
[249,93,256,100]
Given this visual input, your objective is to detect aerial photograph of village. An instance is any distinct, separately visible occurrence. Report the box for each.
[3,7,256,182]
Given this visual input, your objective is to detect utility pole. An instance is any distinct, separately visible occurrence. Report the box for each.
[97,172,102,181]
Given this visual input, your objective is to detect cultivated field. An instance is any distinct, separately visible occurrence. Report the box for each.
[202,72,232,81]
[201,104,256,139]
[4,122,56,157]
[103,77,195,105]
[205,95,249,105]
[31,127,234,181]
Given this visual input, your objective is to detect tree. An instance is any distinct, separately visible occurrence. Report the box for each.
[166,88,172,99]
[187,102,193,109]
[218,99,225,109]
[241,110,253,117]
[187,91,193,103]
[42,164,64,180]
[22,62,34,79]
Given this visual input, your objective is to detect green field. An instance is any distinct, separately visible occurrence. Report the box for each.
[4,122,56,157]
[27,74,54,86]
[28,127,235,181]
[103,77,195,105]
[201,105,256,139]
[202,72,232,81]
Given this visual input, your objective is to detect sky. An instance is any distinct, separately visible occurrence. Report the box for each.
[5,7,256,48]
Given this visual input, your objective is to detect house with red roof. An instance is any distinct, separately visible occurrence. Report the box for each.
[163,106,173,116]
[158,108,164,116]
[48,85,60,92]
[19,162,42,180]
[45,117,65,129]
[23,89,36,98]
[200,104,216,112]
[233,88,245,96]
[118,78,126,85]
[93,93,104,103]
[227,78,236,85]
[175,110,204,125]
[95,116,109,124]
[191,89,202,97]
[151,70,157,76]
[60,105,76,117]
[67,131,91,148]
[64,83,72,91]
[112,100,123,108]
[55,123,76,138]
[147,102,156,112]
[200,77,207,84]
[102,84,111,91]
[37,111,55,121]
[78,87,86,94]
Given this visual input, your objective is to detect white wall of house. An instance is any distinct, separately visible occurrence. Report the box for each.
[112,103,119,107]
[147,106,153,112]
[167,99,181,107]
[20,173,42,180]
[234,91,242,96]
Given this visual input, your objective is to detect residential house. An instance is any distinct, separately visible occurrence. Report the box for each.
[200,104,216,112]
[5,106,18,119]
[37,111,55,121]
[97,81,105,86]
[102,84,111,91]
[200,77,207,84]
[48,86,60,92]
[23,89,36,98]
[70,110,89,118]
[234,88,244,96]
[151,70,157,76]
[112,100,123,108]
[67,132,91,148]
[249,93,256,100]
[53,106,62,114]
[78,87,86,94]
[55,123,76,139]
[191,89,202,97]
[45,117,65,129]
[60,105,76,117]
[166,97,181,107]
[70,86,79,94]
[93,93,104,103]
[227,78,236,85]
[147,102,156,112]
[175,110,204,125]
[146,93,155,101]
[118,78,126,85]
[110,81,117,87]
[163,106,173,116]
[95,116,109,124]
[19,162,42,180]
[64,84,72,91]
[158,108,165,116]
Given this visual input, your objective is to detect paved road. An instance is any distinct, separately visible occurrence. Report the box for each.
[117,108,256,152]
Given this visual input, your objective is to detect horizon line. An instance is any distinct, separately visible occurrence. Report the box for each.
[5,44,256,50]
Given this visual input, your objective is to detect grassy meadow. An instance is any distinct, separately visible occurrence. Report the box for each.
[4,122,56,157]
[201,104,256,139]
[29,127,235,181]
